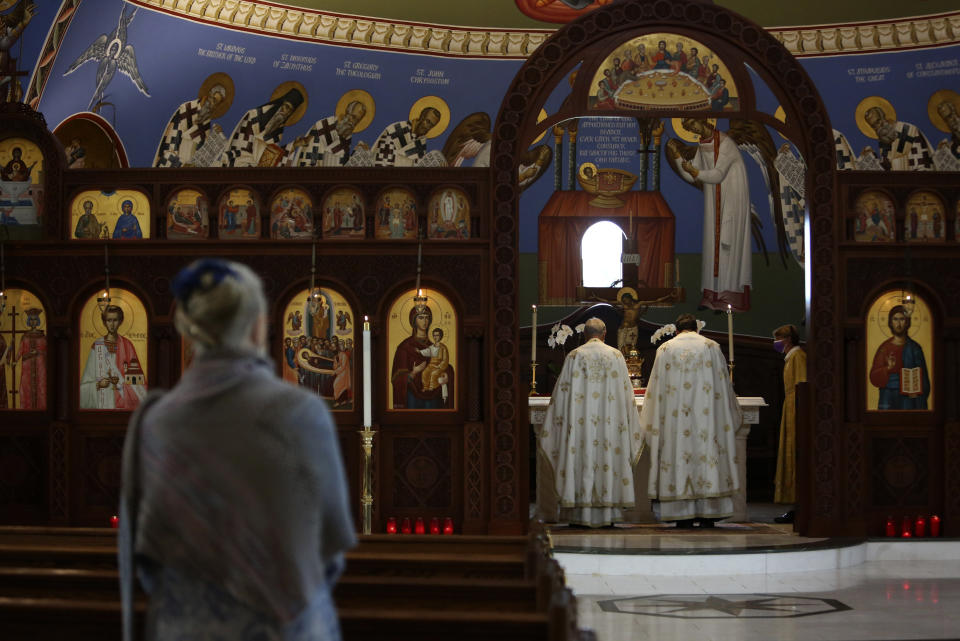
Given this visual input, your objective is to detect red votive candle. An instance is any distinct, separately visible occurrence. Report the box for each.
[429,517,440,535]
[443,517,454,535]
[885,516,896,537]
[110,515,119,529]
[401,517,412,534]
[414,517,425,534]
[930,515,941,537]
[386,517,397,534]
[901,516,912,538]
[915,515,926,538]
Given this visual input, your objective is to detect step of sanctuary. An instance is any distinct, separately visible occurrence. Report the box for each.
[0,522,594,641]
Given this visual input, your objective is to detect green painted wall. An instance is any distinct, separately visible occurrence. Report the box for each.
[520,252,806,340]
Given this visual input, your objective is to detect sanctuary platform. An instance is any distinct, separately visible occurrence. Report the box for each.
[542,506,960,641]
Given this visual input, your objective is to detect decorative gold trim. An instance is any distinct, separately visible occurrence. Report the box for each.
[130,2,960,59]
[771,11,960,56]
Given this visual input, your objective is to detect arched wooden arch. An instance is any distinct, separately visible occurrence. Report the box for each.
[490,0,838,534]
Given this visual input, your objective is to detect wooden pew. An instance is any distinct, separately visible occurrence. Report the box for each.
[0,522,595,641]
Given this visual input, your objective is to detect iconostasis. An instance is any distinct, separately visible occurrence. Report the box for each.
[0,107,492,531]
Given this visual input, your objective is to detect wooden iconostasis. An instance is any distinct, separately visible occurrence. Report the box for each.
[0,105,505,533]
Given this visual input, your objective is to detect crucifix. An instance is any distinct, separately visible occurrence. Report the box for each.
[1,304,23,408]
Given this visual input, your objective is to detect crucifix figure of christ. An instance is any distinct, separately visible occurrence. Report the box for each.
[1,305,22,408]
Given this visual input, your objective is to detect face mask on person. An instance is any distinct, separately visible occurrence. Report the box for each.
[773,338,787,353]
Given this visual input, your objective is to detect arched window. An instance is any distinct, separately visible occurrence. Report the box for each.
[581,221,625,288]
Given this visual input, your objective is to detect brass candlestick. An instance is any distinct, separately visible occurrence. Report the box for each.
[358,426,377,534]
[529,362,538,396]
[728,361,735,384]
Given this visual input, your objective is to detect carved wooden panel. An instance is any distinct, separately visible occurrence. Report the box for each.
[870,436,931,507]
[387,433,458,512]
[0,432,47,521]
[76,433,125,521]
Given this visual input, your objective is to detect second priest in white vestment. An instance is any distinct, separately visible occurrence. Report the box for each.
[640,313,742,525]
[539,318,644,527]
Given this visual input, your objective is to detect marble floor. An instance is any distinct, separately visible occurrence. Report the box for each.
[550,505,960,641]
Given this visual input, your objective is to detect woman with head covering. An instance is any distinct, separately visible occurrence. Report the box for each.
[119,258,355,640]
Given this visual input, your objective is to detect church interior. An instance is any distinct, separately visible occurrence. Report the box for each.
[1,0,960,639]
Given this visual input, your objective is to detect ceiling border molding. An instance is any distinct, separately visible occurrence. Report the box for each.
[771,11,960,57]
[128,2,960,58]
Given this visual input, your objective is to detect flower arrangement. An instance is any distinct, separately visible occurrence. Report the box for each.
[650,320,706,344]
[548,322,585,348]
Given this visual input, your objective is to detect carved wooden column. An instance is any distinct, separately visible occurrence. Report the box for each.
[463,325,486,533]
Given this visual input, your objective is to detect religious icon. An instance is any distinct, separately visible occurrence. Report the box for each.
[165,188,209,239]
[589,34,738,112]
[0,289,46,410]
[280,287,354,409]
[78,289,148,411]
[269,187,314,240]
[865,290,933,411]
[0,137,44,240]
[427,187,471,239]
[54,114,126,170]
[904,191,945,243]
[387,288,457,410]
[217,186,260,239]
[70,189,150,240]
[853,189,895,243]
[374,187,418,239]
[320,186,364,239]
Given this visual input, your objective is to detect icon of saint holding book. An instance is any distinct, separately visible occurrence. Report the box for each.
[868,304,930,410]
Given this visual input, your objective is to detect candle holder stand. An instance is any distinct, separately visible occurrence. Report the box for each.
[358,426,377,534]
[728,361,735,385]
[529,362,539,396]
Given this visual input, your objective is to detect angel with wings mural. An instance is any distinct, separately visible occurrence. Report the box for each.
[62,4,149,112]
[666,118,795,312]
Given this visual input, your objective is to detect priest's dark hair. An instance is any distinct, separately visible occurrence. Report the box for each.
[675,313,699,332]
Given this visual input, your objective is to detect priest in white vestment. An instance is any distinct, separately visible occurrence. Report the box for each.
[538,318,643,527]
[640,313,741,527]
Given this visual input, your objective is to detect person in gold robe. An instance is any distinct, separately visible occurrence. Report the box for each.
[538,318,643,528]
[773,324,806,524]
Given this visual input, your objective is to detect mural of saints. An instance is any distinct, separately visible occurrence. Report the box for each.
[217,187,260,239]
[78,290,148,410]
[154,73,234,168]
[221,81,307,167]
[855,96,935,171]
[281,287,354,409]
[0,289,46,410]
[866,291,933,411]
[70,189,150,240]
[374,187,417,239]
[387,289,457,410]
[321,186,364,239]
[269,187,314,240]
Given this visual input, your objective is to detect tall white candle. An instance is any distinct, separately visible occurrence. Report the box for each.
[363,315,372,428]
[726,304,734,362]
[531,305,537,363]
